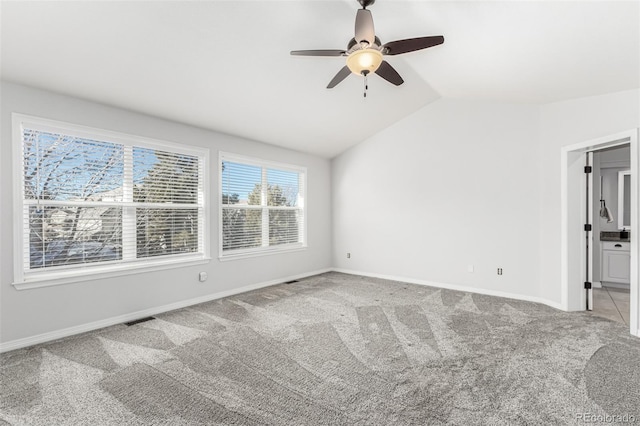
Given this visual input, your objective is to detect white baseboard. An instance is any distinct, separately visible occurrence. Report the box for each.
[0,268,331,353]
[331,268,565,311]
[601,282,631,290]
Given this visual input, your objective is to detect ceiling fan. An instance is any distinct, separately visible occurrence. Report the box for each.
[290,0,444,93]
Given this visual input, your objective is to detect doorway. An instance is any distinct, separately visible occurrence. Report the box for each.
[560,129,639,337]
[590,144,631,325]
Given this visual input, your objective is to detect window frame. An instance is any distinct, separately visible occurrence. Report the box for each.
[218,151,307,260]
[12,113,210,289]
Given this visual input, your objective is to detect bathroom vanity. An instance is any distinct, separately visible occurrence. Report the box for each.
[600,232,630,287]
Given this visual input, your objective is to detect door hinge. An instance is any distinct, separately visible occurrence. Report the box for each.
[584,166,592,173]
[584,224,592,231]
[584,282,592,289]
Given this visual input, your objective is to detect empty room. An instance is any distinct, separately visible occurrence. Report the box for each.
[1,1,639,424]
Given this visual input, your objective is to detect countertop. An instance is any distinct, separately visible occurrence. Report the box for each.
[600,231,630,242]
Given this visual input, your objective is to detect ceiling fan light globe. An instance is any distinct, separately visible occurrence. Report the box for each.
[346,49,383,75]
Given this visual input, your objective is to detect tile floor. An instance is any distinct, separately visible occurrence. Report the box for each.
[591,286,630,325]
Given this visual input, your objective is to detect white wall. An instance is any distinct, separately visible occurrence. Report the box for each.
[539,89,640,305]
[332,98,543,300]
[0,82,332,346]
[332,90,639,310]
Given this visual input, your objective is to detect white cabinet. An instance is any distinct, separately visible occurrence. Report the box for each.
[601,241,630,284]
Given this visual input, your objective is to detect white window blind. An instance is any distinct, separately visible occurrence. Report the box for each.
[14,115,208,285]
[220,153,306,258]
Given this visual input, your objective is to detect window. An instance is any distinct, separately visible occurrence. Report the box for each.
[220,153,306,258]
[13,114,209,287]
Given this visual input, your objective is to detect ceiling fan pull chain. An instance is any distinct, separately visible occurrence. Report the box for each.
[363,73,368,98]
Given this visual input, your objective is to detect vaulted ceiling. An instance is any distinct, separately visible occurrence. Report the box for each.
[2,1,638,158]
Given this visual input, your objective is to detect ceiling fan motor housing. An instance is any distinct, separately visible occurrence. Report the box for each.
[348,37,382,52]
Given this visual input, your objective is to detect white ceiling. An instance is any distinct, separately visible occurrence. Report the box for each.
[2,1,638,158]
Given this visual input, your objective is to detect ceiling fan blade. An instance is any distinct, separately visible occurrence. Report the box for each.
[375,61,404,86]
[382,36,444,56]
[327,66,352,89]
[290,49,346,57]
[355,9,375,44]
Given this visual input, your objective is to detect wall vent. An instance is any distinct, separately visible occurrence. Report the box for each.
[124,316,155,326]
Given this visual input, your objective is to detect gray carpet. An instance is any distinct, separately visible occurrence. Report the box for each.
[1,272,639,425]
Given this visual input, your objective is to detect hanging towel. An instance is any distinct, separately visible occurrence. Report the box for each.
[600,203,614,223]
[599,176,614,223]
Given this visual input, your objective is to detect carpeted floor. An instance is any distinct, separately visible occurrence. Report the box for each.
[1,272,639,425]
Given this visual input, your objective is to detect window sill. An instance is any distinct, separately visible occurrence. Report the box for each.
[13,256,211,290]
[218,245,307,262]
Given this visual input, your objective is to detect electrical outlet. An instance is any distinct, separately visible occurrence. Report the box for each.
[497,268,503,276]
[199,272,208,282]
[346,253,351,259]
[467,265,474,273]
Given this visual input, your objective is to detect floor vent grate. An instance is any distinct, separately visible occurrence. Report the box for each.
[124,316,156,326]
